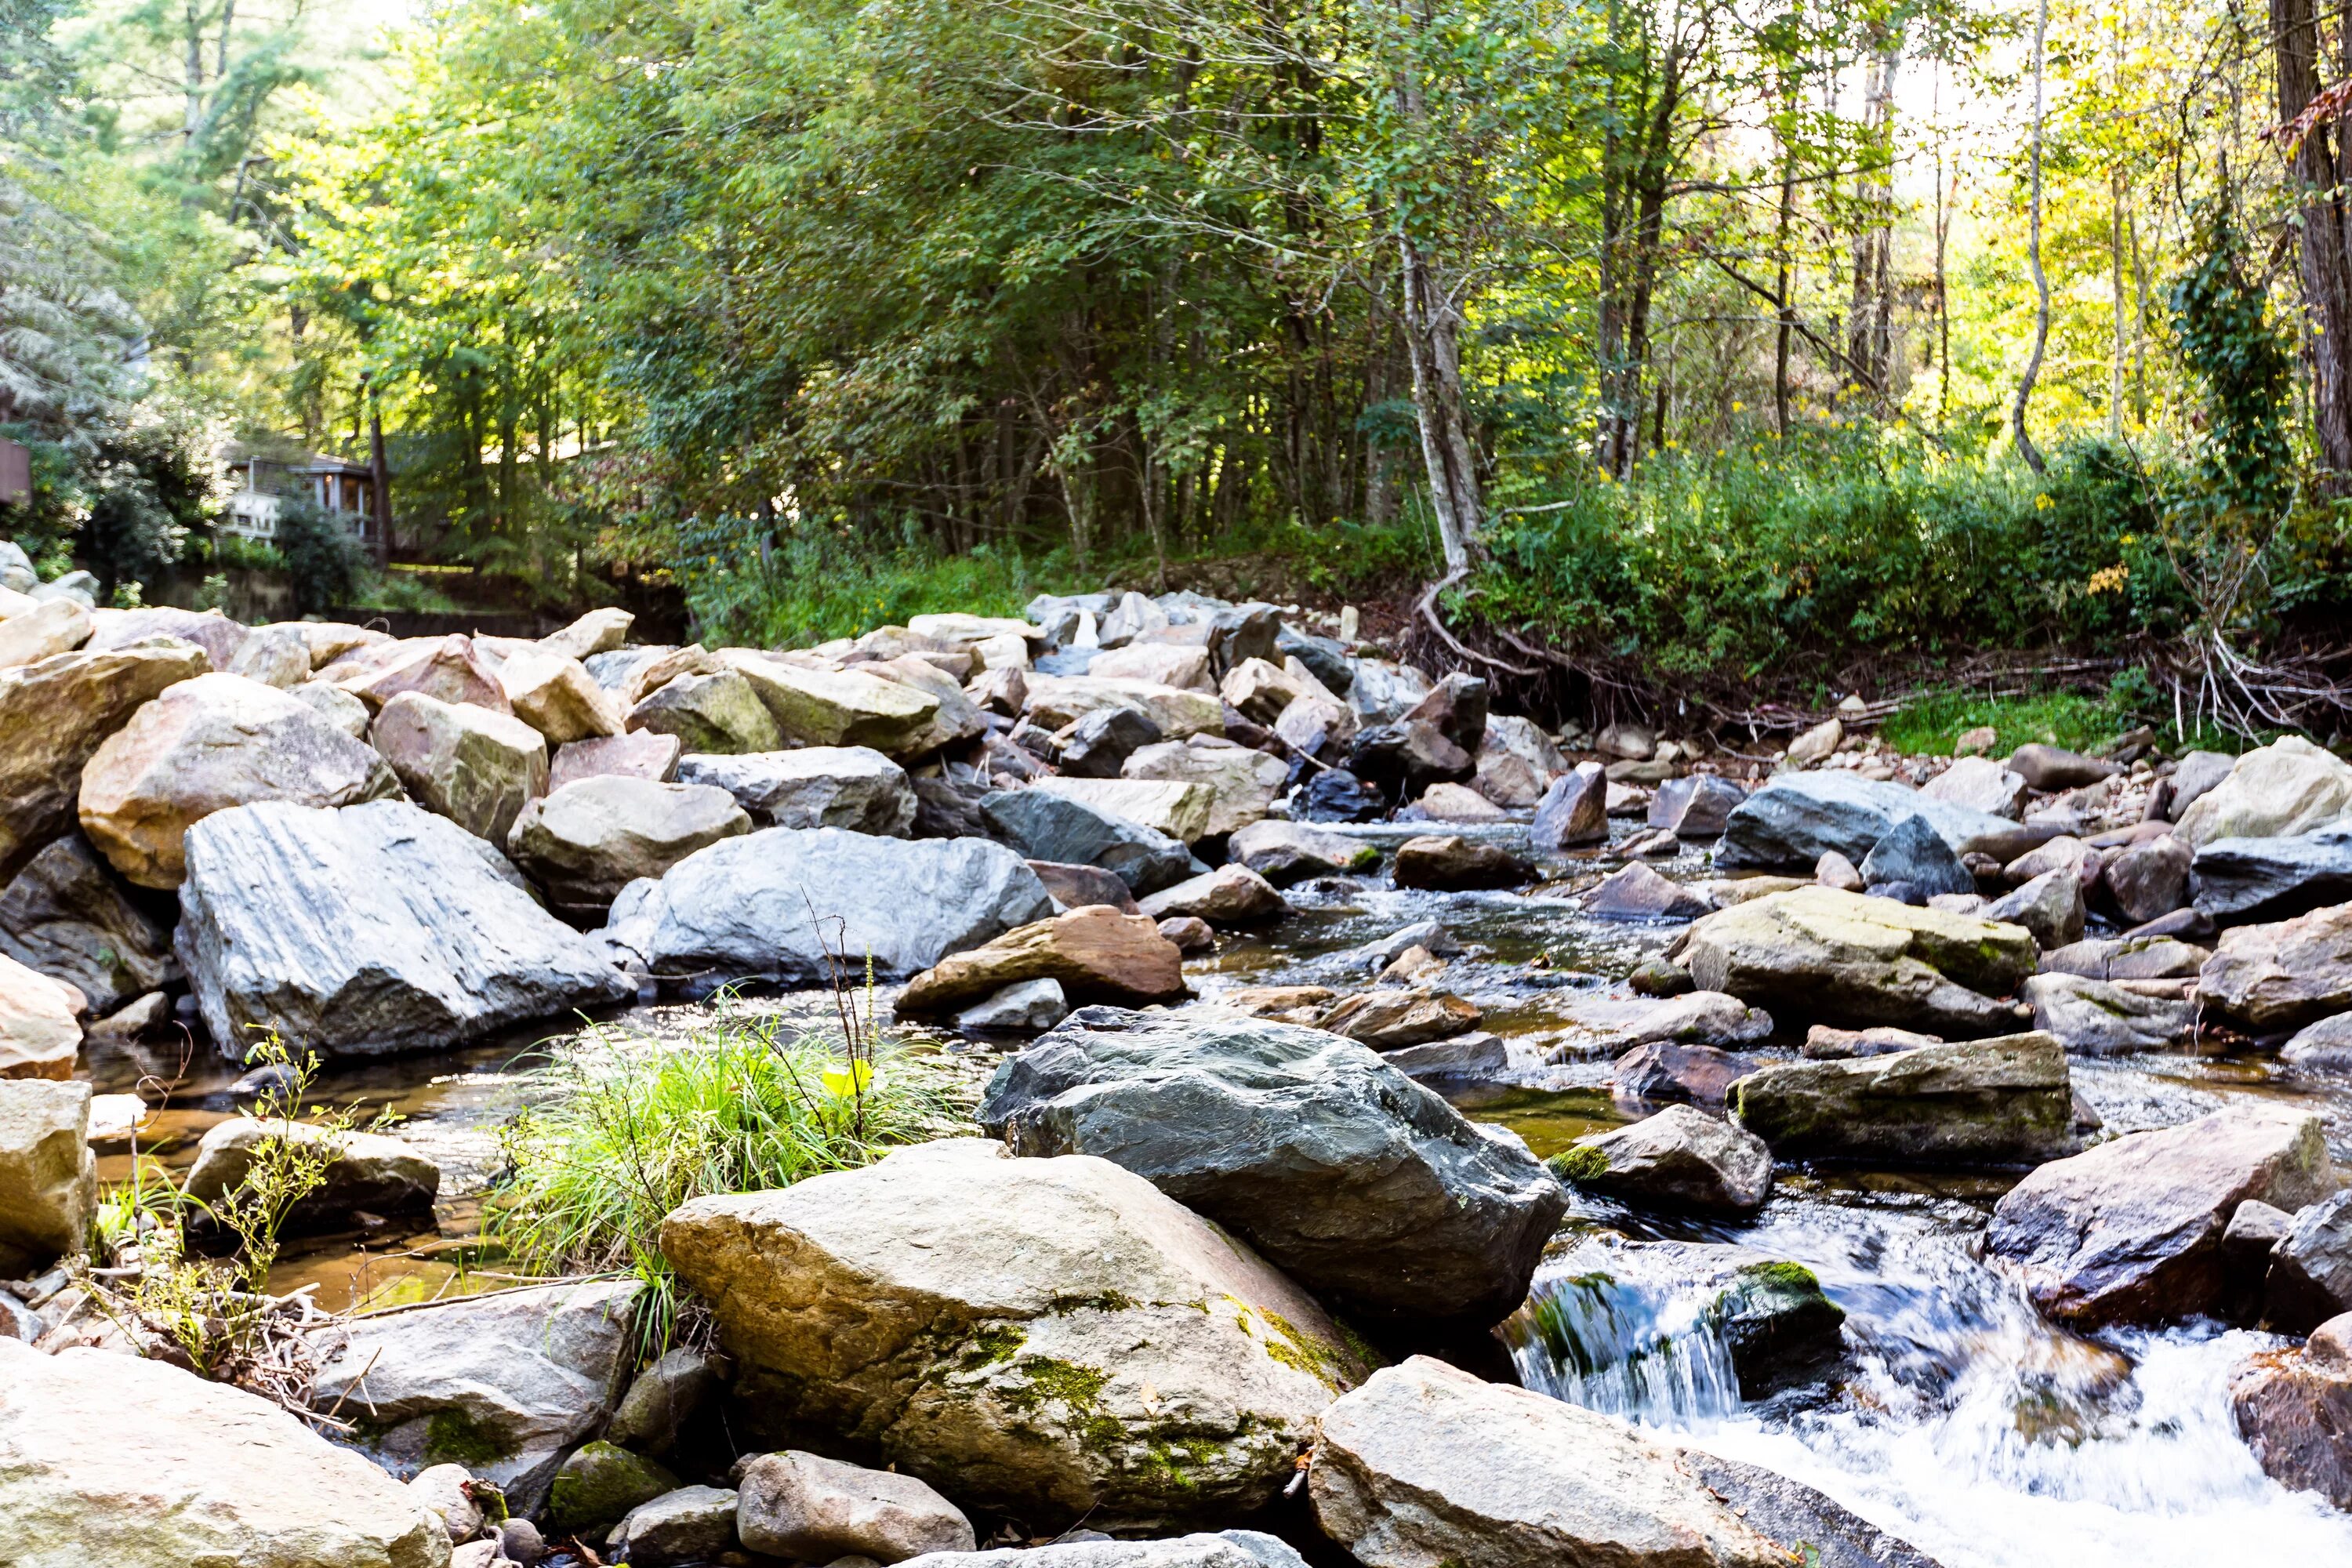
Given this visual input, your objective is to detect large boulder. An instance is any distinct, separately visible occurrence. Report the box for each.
[1473,714,1566,808]
[1092,643,1214,691]
[894,907,1187,1017]
[977,1011,1564,1330]
[1716,773,2018,870]
[506,777,750,919]
[1024,676,1225,740]
[537,606,633,662]
[899,1535,1304,1568]
[0,836,177,1015]
[183,1116,440,1229]
[2230,1313,2352,1508]
[628,669,783,755]
[78,672,401,887]
[1729,1032,2074,1167]
[1348,720,1474,801]
[371,691,548,845]
[2176,735,2352,848]
[851,655,990,754]
[2191,824,2352,924]
[601,827,1051,984]
[678,747,916,835]
[1985,1105,2336,1326]
[1648,774,1748,839]
[1857,814,1975,897]
[981,789,1195,894]
[2266,1189,2352,1333]
[0,1079,93,1274]
[1919,755,2027,817]
[1308,1356,1788,1568]
[495,646,626,743]
[1392,833,1532,891]
[1122,740,1283,838]
[1564,1104,1773,1214]
[0,954,79,1080]
[1138,863,1289,926]
[0,597,91,669]
[0,1338,449,1568]
[0,644,209,877]
[1682,886,2035,1035]
[1528,762,1608,850]
[659,1139,1366,1530]
[176,800,633,1060]
[550,729,681,792]
[310,1279,640,1512]
[226,623,312,689]
[2196,900,2352,1034]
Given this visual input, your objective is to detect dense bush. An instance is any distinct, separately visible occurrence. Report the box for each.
[274,497,368,614]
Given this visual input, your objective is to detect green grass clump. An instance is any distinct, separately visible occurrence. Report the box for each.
[1878,690,2133,757]
[488,1004,960,1347]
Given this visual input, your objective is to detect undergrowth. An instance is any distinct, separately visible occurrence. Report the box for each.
[486,995,962,1353]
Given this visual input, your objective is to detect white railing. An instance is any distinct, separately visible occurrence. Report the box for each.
[220,489,376,543]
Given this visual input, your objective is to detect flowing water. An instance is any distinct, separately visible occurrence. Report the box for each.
[76,815,2352,1559]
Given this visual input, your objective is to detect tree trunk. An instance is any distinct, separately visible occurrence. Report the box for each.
[1397,232,1479,575]
[2012,0,2051,475]
[2274,0,2352,478]
[368,392,392,569]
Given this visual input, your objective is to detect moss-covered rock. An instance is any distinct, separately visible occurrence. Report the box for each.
[1729,1031,2075,1168]
[544,1441,679,1537]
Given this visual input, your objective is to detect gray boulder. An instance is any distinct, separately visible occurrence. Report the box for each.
[2267,1189,2352,1333]
[1984,869,2085,950]
[1226,818,1379,884]
[2229,1312,2352,1510]
[2191,824,2352,924]
[677,746,916,835]
[1564,1104,1773,1213]
[1919,755,2027,817]
[2167,749,2238,821]
[1986,1105,2335,1326]
[309,1278,641,1511]
[2007,743,2119,791]
[737,1450,975,1563]
[1646,774,1748,838]
[1528,762,1608,850]
[183,1117,439,1229]
[602,826,1051,985]
[605,1348,721,1460]
[2041,932,2209,981]
[1677,1451,1944,1568]
[1729,1032,2075,1167]
[0,835,176,1014]
[176,800,633,1060]
[2196,900,2352,1034]
[899,1535,1308,1568]
[2024,972,2194,1055]
[0,1338,449,1568]
[1859,814,1976,897]
[1717,772,2016,871]
[612,1486,737,1567]
[978,1010,1566,1330]
[1308,1356,1791,1568]
[0,1079,93,1275]
[2104,832,2193,923]
[659,1139,1365,1530]
[980,788,1193,895]
[2283,1013,2352,1069]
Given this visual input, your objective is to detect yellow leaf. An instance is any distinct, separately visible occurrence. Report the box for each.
[822,1061,875,1098]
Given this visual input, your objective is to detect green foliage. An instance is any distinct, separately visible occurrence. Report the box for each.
[274,497,368,614]
[487,1000,959,1350]
[2167,205,2296,526]
[1478,430,2182,677]
[1879,691,2133,757]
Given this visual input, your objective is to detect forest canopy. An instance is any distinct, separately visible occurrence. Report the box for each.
[9,0,2352,730]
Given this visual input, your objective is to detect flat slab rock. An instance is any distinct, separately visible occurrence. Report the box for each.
[176,800,633,1060]
[602,825,1052,984]
[895,906,1185,1016]
[1729,1032,2075,1167]
[977,1009,1564,1330]
[1715,771,2019,871]
[0,1338,447,1568]
[658,1138,1366,1530]
[898,1533,1309,1568]
[1986,1105,2336,1327]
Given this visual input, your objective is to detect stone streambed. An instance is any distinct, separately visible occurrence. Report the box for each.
[78,811,2352,1568]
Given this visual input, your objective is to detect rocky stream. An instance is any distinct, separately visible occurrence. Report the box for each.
[4,575,2352,1567]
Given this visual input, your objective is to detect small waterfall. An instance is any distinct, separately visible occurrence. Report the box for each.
[1503,1262,1744,1426]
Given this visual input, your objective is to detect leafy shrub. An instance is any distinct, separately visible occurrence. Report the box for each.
[275,497,368,613]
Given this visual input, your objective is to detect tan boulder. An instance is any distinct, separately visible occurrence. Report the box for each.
[1023,675,1225,740]
[0,644,209,877]
[0,597,91,670]
[1138,863,1289,927]
[289,621,388,670]
[497,646,626,743]
[224,624,312,689]
[86,606,247,670]
[0,1079,93,1273]
[371,691,549,843]
[538,606,634,662]
[0,953,79,1080]
[2197,899,2352,1034]
[1121,739,1283,838]
[1219,657,1309,724]
[78,673,401,888]
[506,777,751,916]
[718,652,941,752]
[628,668,784,754]
[1319,989,1482,1049]
[2177,735,2352,848]
[1091,643,1215,691]
[1033,776,1214,843]
[339,635,512,716]
[855,655,989,754]
[894,906,1187,1017]
[616,644,718,706]
[550,730,681,791]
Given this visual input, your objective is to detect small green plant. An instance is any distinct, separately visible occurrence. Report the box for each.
[486,994,960,1352]
[85,1035,365,1416]
[1878,689,2132,757]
